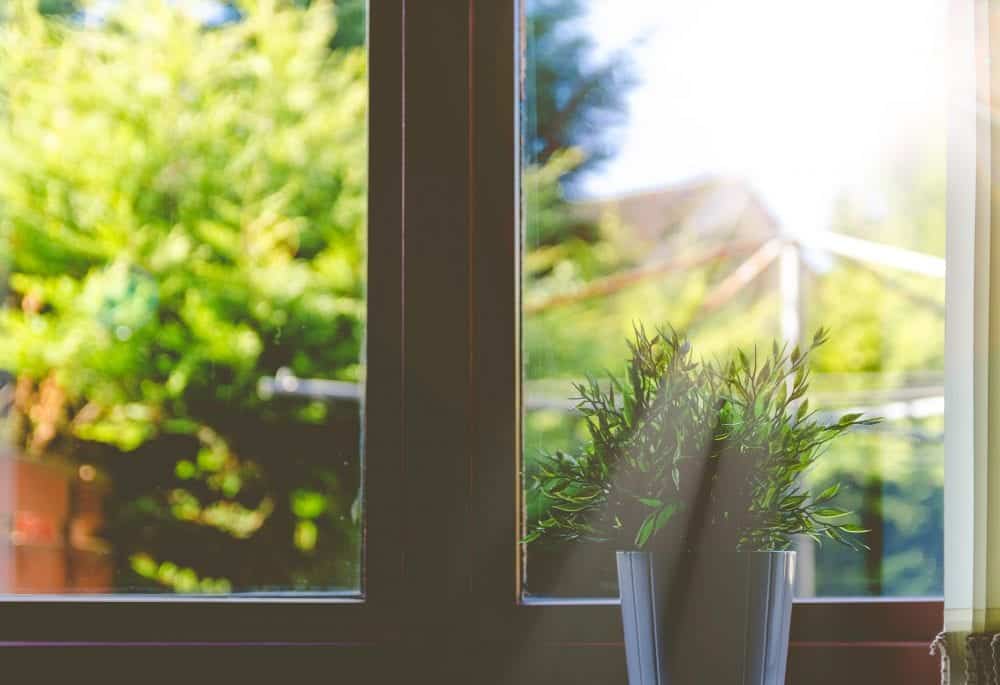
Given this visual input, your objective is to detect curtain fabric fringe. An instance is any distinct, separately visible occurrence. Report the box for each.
[932,631,1000,684]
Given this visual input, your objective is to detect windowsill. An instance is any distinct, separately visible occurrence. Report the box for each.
[520,594,943,607]
[0,592,365,604]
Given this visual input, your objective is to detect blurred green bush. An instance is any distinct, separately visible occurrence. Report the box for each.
[0,0,367,591]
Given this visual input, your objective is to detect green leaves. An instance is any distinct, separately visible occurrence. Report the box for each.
[815,483,841,503]
[0,0,369,450]
[840,523,870,534]
[291,489,328,519]
[521,530,542,544]
[795,399,810,423]
[526,325,874,554]
[813,508,849,519]
[0,0,369,590]
[635,504,678,548]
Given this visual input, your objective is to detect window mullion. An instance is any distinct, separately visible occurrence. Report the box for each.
[399,0,476,671]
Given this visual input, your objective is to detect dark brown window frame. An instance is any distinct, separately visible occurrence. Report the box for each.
[0,0,408,649]
[0,1,944,682]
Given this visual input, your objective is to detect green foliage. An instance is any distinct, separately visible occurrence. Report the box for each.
[328,0,364,50]
[0,0,366,590]
[526,326,878,552]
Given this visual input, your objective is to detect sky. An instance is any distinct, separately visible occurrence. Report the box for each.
[576,0,948,238]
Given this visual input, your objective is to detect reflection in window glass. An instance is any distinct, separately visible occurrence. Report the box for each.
[0,0,367,594]
[522,0,945,598]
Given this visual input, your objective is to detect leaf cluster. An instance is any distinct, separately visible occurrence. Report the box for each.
[0,0,366,589]
[526,326,879,552]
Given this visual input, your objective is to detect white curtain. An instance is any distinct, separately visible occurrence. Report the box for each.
[938,0,1000,681]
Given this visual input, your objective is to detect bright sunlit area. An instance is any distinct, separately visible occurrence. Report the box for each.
[581,0,947,241]
[522,0,947,600]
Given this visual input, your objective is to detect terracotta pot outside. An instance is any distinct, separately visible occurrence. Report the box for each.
[0,452,112,594]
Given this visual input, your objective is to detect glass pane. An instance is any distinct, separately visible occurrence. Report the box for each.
[521,0,945,598]
[0,0,368,594]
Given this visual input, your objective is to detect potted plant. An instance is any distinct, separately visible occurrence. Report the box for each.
[524,326,876,685]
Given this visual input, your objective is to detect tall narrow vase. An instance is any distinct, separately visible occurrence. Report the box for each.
[617,550,668,685]
[616,549,796,685]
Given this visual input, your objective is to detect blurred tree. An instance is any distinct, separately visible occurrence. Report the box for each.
[0,0,367,591]
[524,0,636,186]
[327,0,363,50]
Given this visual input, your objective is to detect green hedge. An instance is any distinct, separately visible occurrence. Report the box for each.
[0,0,367,592]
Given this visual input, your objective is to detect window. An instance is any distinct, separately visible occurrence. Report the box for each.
[0,0,956,681]
[520,0,947,601]
[0,0,405,653]
[0,0,369,596]
[510,0,945,680]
